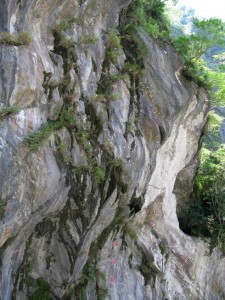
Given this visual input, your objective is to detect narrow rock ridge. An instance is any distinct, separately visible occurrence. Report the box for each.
[0,1,224,299]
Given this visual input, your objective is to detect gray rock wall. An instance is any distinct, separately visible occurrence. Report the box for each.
[0,0,224,299]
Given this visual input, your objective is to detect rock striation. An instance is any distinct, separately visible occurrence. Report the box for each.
[0,0,224,299]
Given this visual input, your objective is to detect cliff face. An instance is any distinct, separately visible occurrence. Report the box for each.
[0,1,224,299]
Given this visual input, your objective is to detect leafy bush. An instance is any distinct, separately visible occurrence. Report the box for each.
[179,105,225,252]
[110,94,120,101]
[54,20,71,33]
[181,60,211,88]
[78,35,99,45]
[110,73,129,82]
[24,122,59,151]
[24,107,76,151]
[97,287,108,300]
[203,111,224,149]
[106,30,121,50]
[207,70,225,107]
[174,18,225,65]
[53,19,77,50]
[94,167,105,183]
[76,130,93,157]
[58,35,74,48]
[31,278,51,300]
[54,17,84,33]
[0,31,31,46]
[173,17,225,104]
[0,106,20,120]
[105,30,122,63]
[127,0,170,41]
[197,147,225,247]
[124,62,143,77]
[80,263,97,284]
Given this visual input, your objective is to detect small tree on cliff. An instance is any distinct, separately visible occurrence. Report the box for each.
[174,18,225,66]
[173,17,225,105]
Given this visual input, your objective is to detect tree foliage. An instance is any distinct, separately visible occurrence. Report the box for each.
[207,70,225,106]
[194,146,225,252]
[174,18,225,65]
[127,0,172,40]
[180,109,225,252]
[172,17,225,106]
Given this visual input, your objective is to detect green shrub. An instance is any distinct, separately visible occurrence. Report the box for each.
[180,146,225,252]
[203,111,224,149]
[97,287,108,300]
[110,94,120,101]
[110,158,124,168]
[110,73,129,82]
[59,107,76,127]
[124,62,143,77]
[24,107,76,151]
[42,71,53,95]
[126,0,170,41]
[105,30,122,63]
[73,262,99,300]
[103,140,113,155]
[173,18,225,91]
[94,93,105,102]
[122,224,137,240]
[18,32,32,44]
[94,167,105,183]
[54,20,70,33]
[76,130,93,156]
[23,122,58,151]
[80,263,97,284]
[179,107,225,253]
[54,17,84,33]
[0,106,20,120]
[0,31,31,46]
[53,20,76,50]
[182,61,211,88]
[174,18,225,66]
[106,29,122,49]
[78,35,99,45]
[68,17,84,26]
[58,35,74,48]
[143,17,169,40]
[31,278,51,300]
[127,115,137,132]
[72,164,92,174]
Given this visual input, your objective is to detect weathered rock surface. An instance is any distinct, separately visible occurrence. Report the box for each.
[0,0,224,299]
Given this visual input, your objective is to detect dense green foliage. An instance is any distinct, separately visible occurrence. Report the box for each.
[24,107,76,151]
[175,16,225,248]
[180,145,225,252]
[172,15,225,106]
[165,3,225,252]
[179,111,225,252]
[0,106,20,120]
[126,0,225,107]
[207,70,225,107]
[174,18,225,65]
[128,0,172,40]
[105,29,122,63]
[31,278,51,300]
